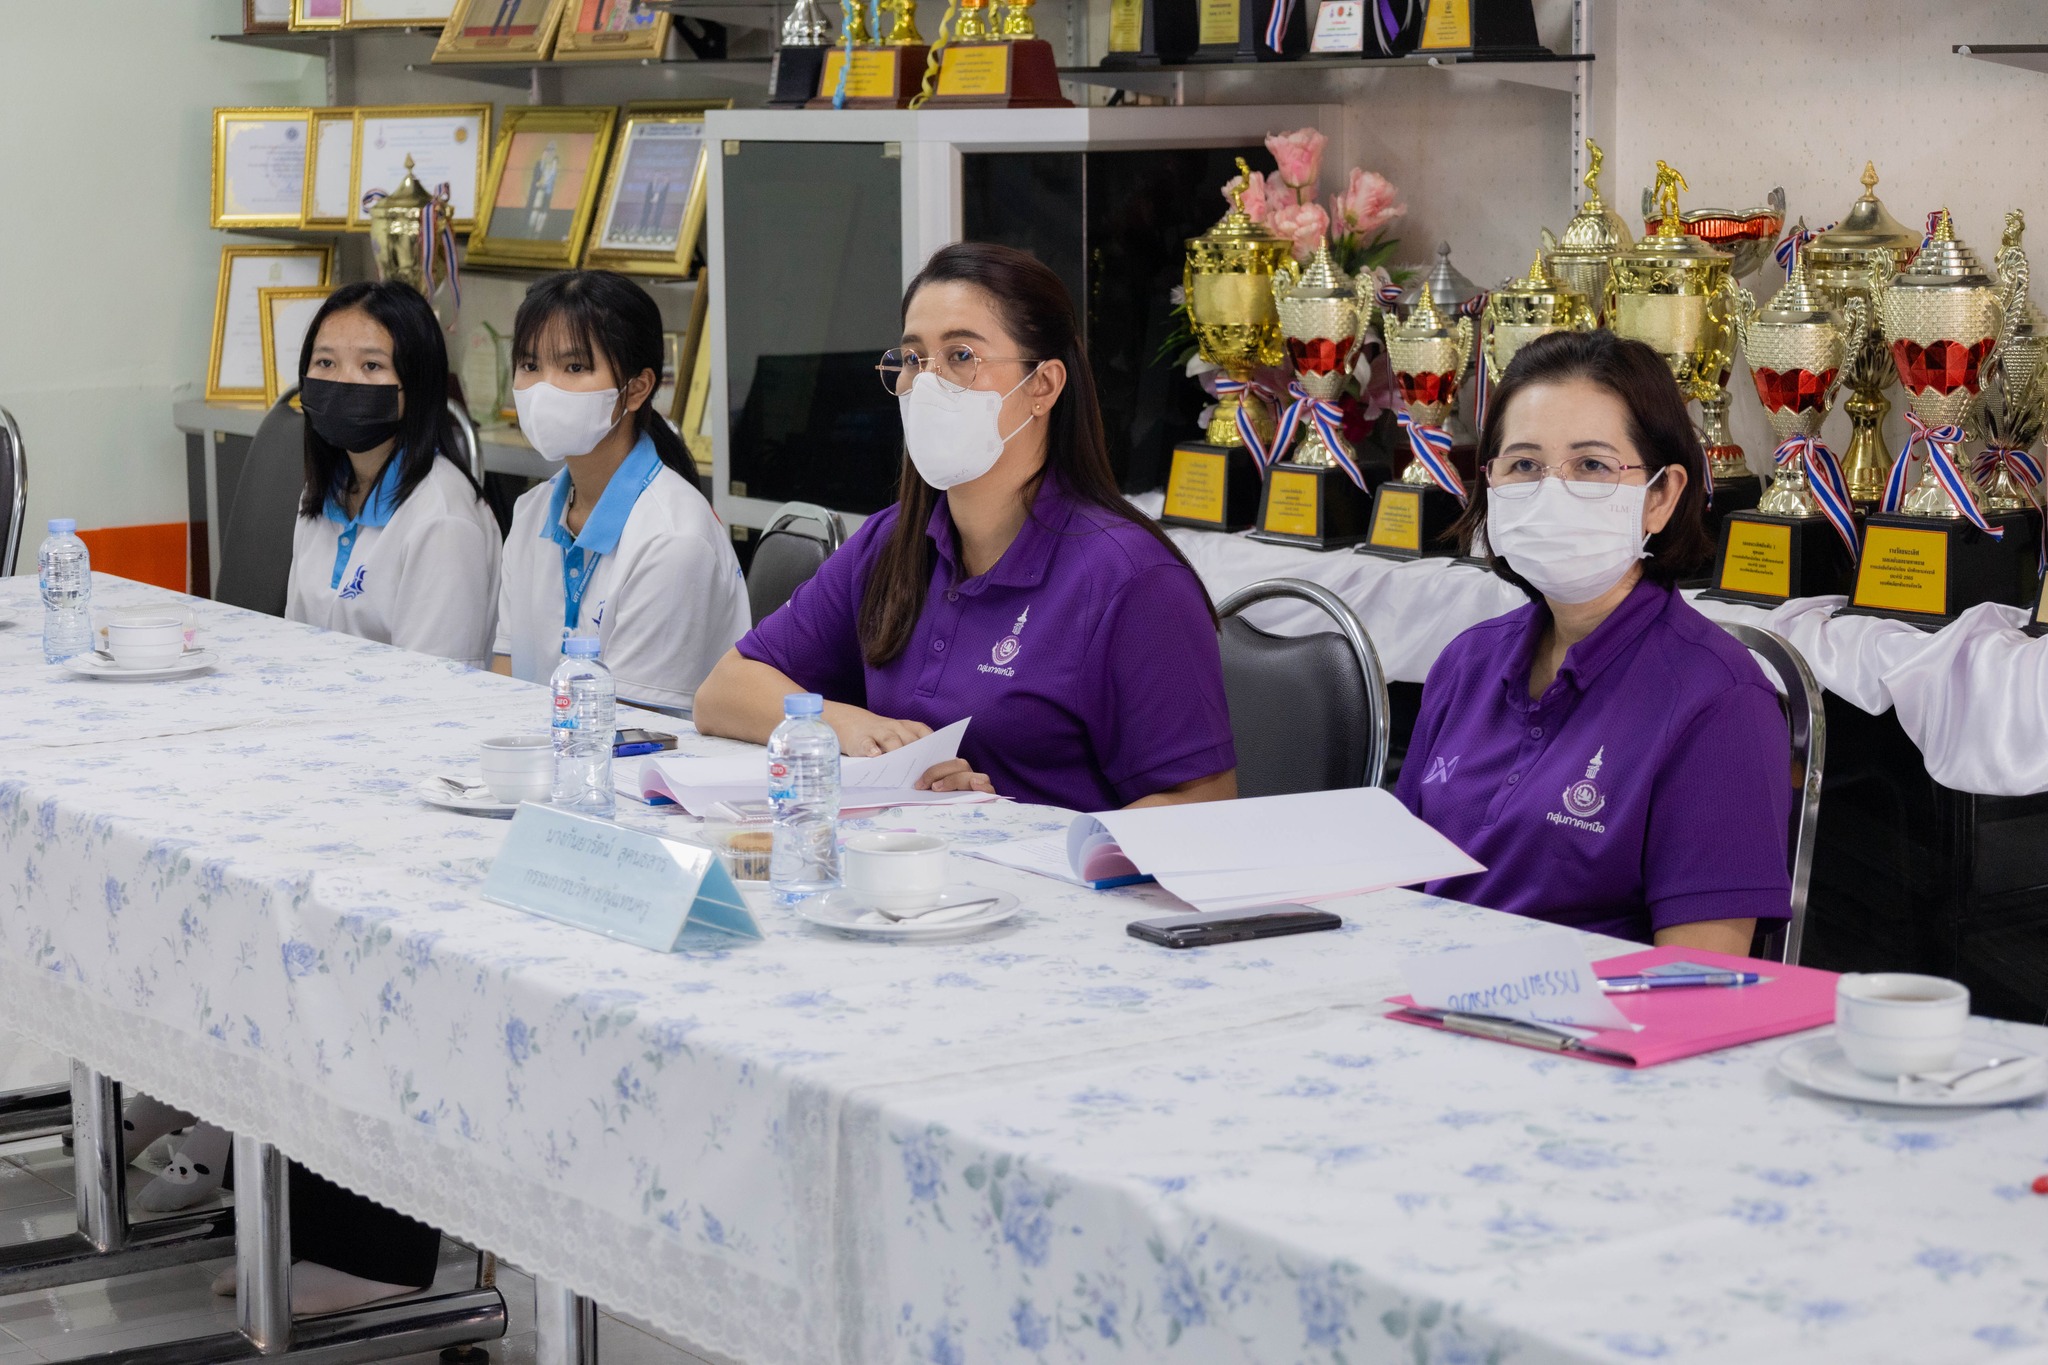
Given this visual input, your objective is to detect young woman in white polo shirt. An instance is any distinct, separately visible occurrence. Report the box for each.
[285,281,502,664]
[492,270,748,710]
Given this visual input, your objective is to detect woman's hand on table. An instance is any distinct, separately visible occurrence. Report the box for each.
[823,703,932,757]
[915,759,996,795]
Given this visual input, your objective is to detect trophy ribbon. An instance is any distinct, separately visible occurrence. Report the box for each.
[1473,344,1489,432]
[422,182,462,309]
[830,21,856,109]
[1771,435,1858,555]
[1397,411,1465,503]
[1885,413,2001,537]
[1376,282,1404,306]
[1216,376,1279,470]
[1275,382,1370,491]
[1919,210,1945,251]
[1773,222,1826,281]
[1974,445,2047,570]
[1263,0,1295,51]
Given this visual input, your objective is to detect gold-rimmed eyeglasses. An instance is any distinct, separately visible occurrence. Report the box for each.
[877,345,1039,397]
[1486,453,1656,500]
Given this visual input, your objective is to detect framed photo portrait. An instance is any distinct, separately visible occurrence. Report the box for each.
[432,0,568,61]
[300,108,358,230]
[259,286,336,407]
[582,104,725,277]
[552,0,671,61]
[350,105,491,230]
[208,245,335,404]
[290,0,348,29]
[346,0,457,24]
[244,0,294,32]
[466,105,617,270]
[213,108,312,230]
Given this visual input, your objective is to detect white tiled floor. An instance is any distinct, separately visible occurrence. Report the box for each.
[0,1130,717,1364]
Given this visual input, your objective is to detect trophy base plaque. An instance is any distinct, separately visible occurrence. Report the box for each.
[1189,0,1304,62]
[768,46,829,106]
[1160,441,1262,532]
[1413,0,1549,58]
[1246,461,1382,551]
[923,40,1072,107]
[1840,509,2038,631]
[807,45,929,108]
[1698,511,1858,609]
[1355,482,1462,560]
[1103,0,1196,65]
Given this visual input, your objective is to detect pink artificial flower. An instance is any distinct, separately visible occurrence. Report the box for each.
[1332,168,1405,239]
[1267,173,1301,216]
[1265,127,1327,193]
[1221,169,1271,225]
[1268,200,1330,263]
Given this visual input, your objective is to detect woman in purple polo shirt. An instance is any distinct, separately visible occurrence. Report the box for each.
[1395,330,1791,951]
[694,242,1237,811]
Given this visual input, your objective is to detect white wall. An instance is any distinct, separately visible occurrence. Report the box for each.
[0,1,325,540]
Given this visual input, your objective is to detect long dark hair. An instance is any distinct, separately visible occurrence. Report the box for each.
[1452,328,1716,598]
[858,242,1212,666]
[512,269,695,479]
[297,281,476,518]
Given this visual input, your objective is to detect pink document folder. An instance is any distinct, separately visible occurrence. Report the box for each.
[1387,945,1838,1068]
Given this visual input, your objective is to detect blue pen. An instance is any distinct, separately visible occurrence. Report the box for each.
[1598,971,1761,993]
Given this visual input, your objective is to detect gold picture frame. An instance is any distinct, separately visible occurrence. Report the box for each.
[671,265,710,426]
[244,0,294,33]
[259,286,337,407]
[431,0,567,61]
[551,0,671,60]
[466,105,618,270]
[581,103,726,277]
[654,330,682,421]
[349,104,492,231]
[301,107,358,230]
[208,245,335,404]
[212,107,313,230]
[290,0,348,28]
[345,0,456,25]
[679,293,714,473]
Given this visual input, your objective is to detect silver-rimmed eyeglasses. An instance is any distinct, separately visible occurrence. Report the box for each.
[876,345,1039,397]
[1486,453,1656,500]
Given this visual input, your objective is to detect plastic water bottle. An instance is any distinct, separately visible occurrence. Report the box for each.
[768,692,841,898]
[549,637,616,818]
[38,519,92,663]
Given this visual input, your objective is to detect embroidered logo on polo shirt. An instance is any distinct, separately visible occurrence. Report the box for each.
[980,606,1029,678]
[1422,755,1459,785]
[338,567,367,600]
[1547,747,1609,833]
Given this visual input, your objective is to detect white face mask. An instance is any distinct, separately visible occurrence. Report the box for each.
[897,366,1042,490]
[1486,470,1664,605]
[514,381,624,463]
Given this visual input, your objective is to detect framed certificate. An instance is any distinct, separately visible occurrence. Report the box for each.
[290,0,348,28]
[259,286,336,406]
[552,0,671,61]
[301,108,358,230]
[465,105,617,270]
[244,0,294,32]
[208,245,334,404]
[347,0,457,23]
[581,105,724,277]
[349,104,491,229]
[432,0,568,61]
[212,108,312,230]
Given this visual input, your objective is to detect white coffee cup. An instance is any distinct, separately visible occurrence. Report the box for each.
[479,735,555,804]
[105,614,188,670]
[101,606,199,660]
[843,832,950,911]
[1835,972,1970,1079]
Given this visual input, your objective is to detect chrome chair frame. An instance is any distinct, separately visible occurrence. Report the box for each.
[1216,577,1392,790]
[1722,622,1824,967]
[446,398,485,485]
[763,499,847,550]
[0,406,23,577]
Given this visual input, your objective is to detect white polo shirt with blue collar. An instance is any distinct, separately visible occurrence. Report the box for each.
[286,453,503,667]
[493,434,748,711]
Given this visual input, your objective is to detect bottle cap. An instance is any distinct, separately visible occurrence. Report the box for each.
[563,637,602,658]
[784,692,824,717]
[47,518,75,534]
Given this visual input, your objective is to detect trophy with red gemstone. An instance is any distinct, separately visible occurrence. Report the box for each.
[1359,282,1471,560]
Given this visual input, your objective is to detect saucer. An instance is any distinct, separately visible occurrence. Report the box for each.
[1775,1032,2048,1108]
[795,885,1021,940]
[65,650,217,681]
[415,777,522,817]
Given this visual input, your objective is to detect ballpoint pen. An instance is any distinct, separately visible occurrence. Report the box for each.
[1598,972,1761,993]
[1396,1007,1637,1064]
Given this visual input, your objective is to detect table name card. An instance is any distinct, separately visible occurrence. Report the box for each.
[1401,934,1632,1030]
[484,804,760,952]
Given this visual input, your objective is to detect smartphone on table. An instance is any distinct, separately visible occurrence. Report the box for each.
[1127,905,1342,949]
[614,729,678,758]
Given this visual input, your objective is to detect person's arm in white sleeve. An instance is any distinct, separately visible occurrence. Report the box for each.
[392,517,498,665]
[600,526,749,711]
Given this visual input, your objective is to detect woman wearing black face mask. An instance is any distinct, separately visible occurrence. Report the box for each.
[285,281,501,665]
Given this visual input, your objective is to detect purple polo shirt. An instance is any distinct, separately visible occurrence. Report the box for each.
[737,477,1236,811]
[1394,578,1791,943]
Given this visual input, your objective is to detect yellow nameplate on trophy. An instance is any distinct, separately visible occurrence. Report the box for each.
[818,48,900,100]
[1418,0,1471,49]
[1717,520,1793,599]
[1368,486,1423,551]
[2037,580,2048,628]
[1198,0,1239,46]
[1850,525,1948,616]
[937,45,1011,97]
[1261,469,1321,539]
[1163,446,1229,525]
[1108,0,1143,51]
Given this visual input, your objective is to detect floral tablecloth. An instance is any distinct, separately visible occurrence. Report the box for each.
[2,576,2045,1365]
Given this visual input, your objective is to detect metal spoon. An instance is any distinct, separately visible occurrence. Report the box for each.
[881,896,1001,924]
[1897,1053,2042,1096]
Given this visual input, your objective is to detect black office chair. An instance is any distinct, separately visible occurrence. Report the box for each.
[747,500,846,624]
[1,406,25,576]
[1722,623,1825,966]
[213,391,306,616]
[1217,578,1392,798]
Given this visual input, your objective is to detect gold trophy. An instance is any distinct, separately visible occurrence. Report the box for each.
[1477,251,1595,414]
[367,156,457,310]
[806,0,928,106]
[921,0,1071,107]
[1846,209,2033,626]
[1979,210,2048,613]
[1249,240,1382,550]
[1702,239,1869,605]
[1360,283,1473,560]
[1161,160,1293,532]
[1803,164,1924,505]
[1542,138,1632,323]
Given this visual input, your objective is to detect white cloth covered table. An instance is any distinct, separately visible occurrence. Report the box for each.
[2,576,2046,1365]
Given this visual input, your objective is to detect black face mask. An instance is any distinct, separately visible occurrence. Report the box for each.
[301,377,404,453]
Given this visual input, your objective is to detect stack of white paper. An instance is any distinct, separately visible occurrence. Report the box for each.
[616,719,999,817]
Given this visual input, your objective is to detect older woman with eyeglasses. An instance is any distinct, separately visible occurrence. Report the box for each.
[1393,329,1791,952]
